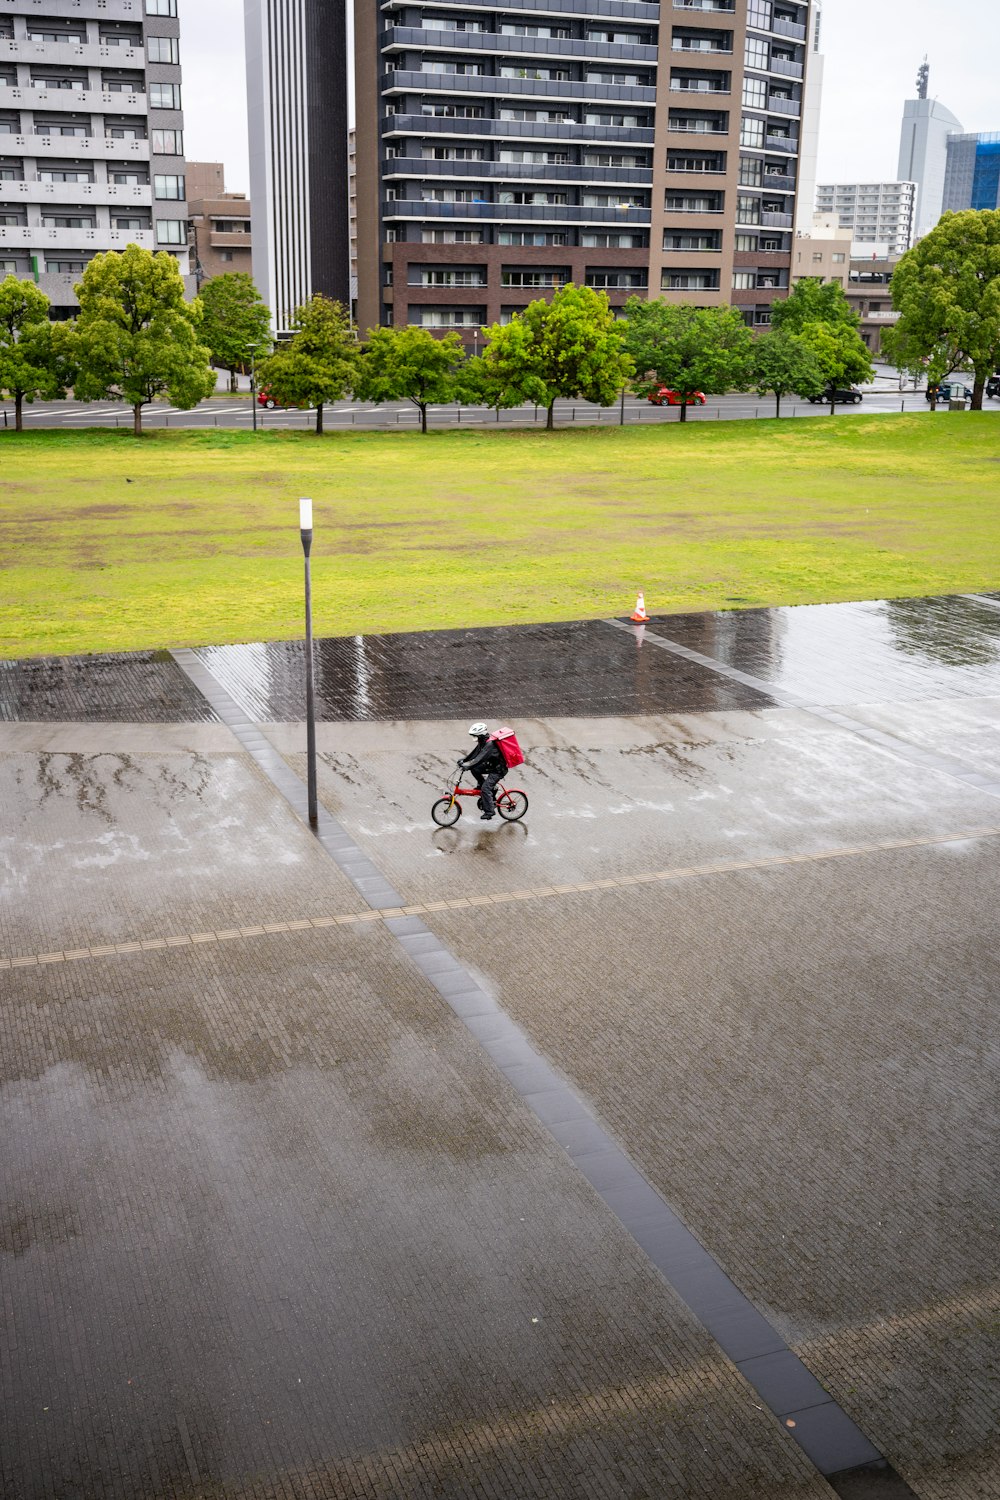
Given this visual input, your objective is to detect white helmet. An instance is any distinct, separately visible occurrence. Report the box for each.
[468,721,488,737]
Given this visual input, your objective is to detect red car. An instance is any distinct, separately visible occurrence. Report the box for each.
[646,387,706,406]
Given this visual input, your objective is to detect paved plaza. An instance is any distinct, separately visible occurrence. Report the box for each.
[2,597,999,1499]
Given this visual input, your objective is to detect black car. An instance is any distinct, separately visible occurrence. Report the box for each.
[986,376,1000,399]
[805,388,863,405]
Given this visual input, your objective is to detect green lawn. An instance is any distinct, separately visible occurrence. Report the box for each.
[2,415,998,657]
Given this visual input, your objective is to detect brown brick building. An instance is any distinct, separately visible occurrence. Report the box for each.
[187,160,252,285]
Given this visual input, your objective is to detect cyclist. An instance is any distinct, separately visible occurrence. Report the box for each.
[458,721,507,821]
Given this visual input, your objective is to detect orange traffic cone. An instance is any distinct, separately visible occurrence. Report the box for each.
[630,592,650,623]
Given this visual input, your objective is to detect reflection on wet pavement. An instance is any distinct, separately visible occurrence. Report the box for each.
[0,650,218,723]
[643,596,1000,706]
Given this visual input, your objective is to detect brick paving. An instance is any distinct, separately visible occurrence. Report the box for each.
[4,596,1000,1498]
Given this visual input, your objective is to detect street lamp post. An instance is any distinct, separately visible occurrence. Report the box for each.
[299,497,318,827]
[248,341,265,433]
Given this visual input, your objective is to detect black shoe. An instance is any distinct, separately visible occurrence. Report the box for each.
[480,812,494,821]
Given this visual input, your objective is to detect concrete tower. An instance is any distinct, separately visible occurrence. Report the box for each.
[897,62,963,239]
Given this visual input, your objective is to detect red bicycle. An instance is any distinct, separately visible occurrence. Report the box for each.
[431,771,528,827]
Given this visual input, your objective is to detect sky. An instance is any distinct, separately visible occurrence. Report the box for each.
[179,0,999,199]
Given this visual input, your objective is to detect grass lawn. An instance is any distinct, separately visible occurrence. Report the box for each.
[1,414,999,657]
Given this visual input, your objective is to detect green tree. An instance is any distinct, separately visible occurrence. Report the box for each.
[480,284,632,429]
[621,299,752,421]
[255,295,357,435]
[198,272,271,392]
[770,276,859,334]
[883,209,1000,409]
[772,278,873,413]
[0,277,74,432]
[750,326,825,417]
[71,244,216,435]
[354,324,467,433]
[797,321,874,413]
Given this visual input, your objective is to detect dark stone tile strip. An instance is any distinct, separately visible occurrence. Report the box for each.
[171,651,911,1494]
[170,649,405,910]
[605,618,1000,801]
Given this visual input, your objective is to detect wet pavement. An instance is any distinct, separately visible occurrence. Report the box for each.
[3,594,1000,1500]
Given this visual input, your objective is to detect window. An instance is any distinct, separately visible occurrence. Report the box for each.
[220,251,234,262]
[152,129,184,155]
[425,14,484,30]
[586,70,647,86]
[583,153,647,169]
[742,78,767,108]
[37,123,90,138]
[663,270,719,290]
[498,150,569,165]
[112,170,147,185]
[46,259,89,272]
[410,306,486,327]
[31,75,87,90]
[0,259,27,272]
[499,190,567,205]
[39,168,93,184]
[108,125,145,140]
[149,83,181,109]
[740,116,765,148]
[748,0,772,24]
[114,216,147,229]
[501,108,572,123]
[745,37,768,69]
[104,77,145,94]
[497,230,568,246]
[737,194,761,223]
[585,112,648,128]
[421,229,484,242]
[586,270,648,289]
[421,187,482,202]
[832,252,846,263]
[156,219,185,244]
[732,271,754,289]
[501,65,570,81]
[581,192,645,207]
[735,233,756,251]
[422,103,484,118]
[146,0,178,13]
[666,231,722,250]
[739,157,763,186]
[423,60,483,76]
[664,193,722,212]
[428,147,485,160]
[147,36,180,64]
[580,231,647,248]
[500,22,569,37]
[0,212,26,225]
[410,267,487,287]
[501,268,571,288]
[154,174,185,199]
[587,28,647,43]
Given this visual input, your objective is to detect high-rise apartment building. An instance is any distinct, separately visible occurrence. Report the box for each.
[0,0,191,313]
[353,0,815,336]
[244,0,351,335]
[813,180,915,254]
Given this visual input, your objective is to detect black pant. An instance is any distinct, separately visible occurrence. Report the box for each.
[476,769,503,816]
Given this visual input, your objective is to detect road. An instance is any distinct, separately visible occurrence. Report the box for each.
[2,385,990,432]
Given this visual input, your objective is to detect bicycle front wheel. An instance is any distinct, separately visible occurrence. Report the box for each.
[432,796,462,827]
[496,789,528,822]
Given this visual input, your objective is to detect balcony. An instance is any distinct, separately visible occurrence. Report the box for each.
[0,39,143,69]
[384,27,657,65]
[768,57,803,80]
[0,84,146,114]
[385,115,655,145]
[387,157,652,185]
[0,180,151,206]
[0,224,154,249]
[388,198,651,224]
[673,0,734,10]
[384,69,656,104]
[671,40,733,55]
[764,133,797,153]
[771,16,807,39]
[761,210,793,226]
[0,132,149,160]
[381,0,661,20]
[766,96,800,116]
[669,79,731,94]
[763,171,795,189]
[862,310,900,321]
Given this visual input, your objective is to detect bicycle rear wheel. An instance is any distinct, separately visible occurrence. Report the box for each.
[431,796,462,827]
[496,789,528,822]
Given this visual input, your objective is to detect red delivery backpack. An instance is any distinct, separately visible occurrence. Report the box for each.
[491,726,525,769]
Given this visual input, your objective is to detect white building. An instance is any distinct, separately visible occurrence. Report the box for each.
[813,180,916,255]
[243,0,350,337]
[0,0,191,311]
[898,94,963,239]
[795,0,824,230]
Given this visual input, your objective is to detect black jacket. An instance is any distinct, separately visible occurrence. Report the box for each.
[460,735,506,777]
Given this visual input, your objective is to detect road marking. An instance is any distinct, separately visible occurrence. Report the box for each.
[6,822,996,973]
